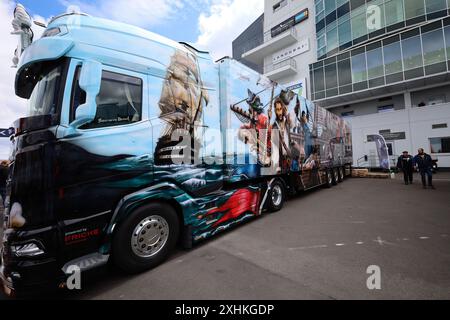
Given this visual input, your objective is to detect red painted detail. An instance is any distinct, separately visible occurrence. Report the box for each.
[206,188,261,227]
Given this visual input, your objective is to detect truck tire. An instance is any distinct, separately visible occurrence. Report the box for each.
[267,180,285,212]
[332,168,339,185]
[112,203,179,274]
[338,167,344,182]
[325,169,333,188]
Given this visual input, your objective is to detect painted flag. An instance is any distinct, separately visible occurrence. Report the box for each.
[0,128,14,138]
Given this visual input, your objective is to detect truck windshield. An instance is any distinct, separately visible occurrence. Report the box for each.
[27,64,63,117]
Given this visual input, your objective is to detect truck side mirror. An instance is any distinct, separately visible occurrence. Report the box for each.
[75,60,102,124]
[66,60,102,135]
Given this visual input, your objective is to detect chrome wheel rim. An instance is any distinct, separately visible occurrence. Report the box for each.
[328,172,332,185]
[131,215,169,258]
[271,184,282,207]
[340,168,344,180]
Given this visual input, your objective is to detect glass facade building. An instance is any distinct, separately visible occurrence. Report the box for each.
[315,0,450,60]
[310,14,450,101]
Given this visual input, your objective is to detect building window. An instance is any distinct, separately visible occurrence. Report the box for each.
[445,26,450,61]
[383,41,403,74]
[404,0,425,20]
[325,63,338,90]
[425,0,447,14]
[432,123,448,129]
[386,142,394,156]
[316,0,325,21]
[402,35,423,70]
[341,110,354,117]
[273,0,287,13]
[351,5,368,40]
[338,15,352,46]
[366,0,385,33]
[430,137,450,153]
[327,25,339,52]
[313,67,325,92]
[384,0,405,27]
[428,95,446,105]
[367,47,384,79]
[351,52,367,83]
[317,29,327,58]
[338,58,352,86]
[377,105,395,113]
[325,0,337,16]
[422,29,446,66]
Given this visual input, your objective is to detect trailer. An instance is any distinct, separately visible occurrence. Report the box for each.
[1,6,352,296]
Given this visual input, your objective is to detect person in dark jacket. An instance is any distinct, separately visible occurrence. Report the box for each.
[397,151,414,185]
[0,160,9,204]
[413,148,435,189]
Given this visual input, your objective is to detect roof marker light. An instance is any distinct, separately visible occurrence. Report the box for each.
[42,25,68,38]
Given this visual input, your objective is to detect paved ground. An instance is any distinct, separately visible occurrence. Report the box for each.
[64,172,450,300]
[3,172,450,300]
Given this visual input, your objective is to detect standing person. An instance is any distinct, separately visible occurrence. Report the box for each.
[0,160,9,205]
[397,151,414,185]
[413,148,435,189]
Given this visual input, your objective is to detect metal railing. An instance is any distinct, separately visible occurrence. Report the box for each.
[356,154,398,170]
[264,58,297,74]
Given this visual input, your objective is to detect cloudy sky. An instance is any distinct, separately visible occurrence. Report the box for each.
[0,0,264,159]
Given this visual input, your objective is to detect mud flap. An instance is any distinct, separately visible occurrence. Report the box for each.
[181,225,193,249]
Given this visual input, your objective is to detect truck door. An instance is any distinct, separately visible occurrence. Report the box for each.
[56,61,151,258]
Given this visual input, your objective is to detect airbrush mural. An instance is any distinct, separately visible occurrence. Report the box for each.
[155,49,209,165]
[2,11,352,294]
[4,55,352,245]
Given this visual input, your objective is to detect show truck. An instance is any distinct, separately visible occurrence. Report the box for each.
[1,5,352,295]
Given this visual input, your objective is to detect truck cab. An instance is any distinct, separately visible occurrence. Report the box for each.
[1,11,221,296]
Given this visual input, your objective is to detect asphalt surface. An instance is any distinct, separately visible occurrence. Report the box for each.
[3,172,450,299]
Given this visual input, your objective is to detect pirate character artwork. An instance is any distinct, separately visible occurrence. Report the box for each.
[231,89,272,166]
[155,49,209,165]
[271,90,295,173]
[293,96,314,161]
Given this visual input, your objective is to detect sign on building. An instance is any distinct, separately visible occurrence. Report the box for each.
[272,38,310,65]
[286,78,307,98]
[270,8,309,38]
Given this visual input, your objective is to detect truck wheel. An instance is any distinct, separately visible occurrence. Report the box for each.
[338,167,344,182]
[112,203,179,274]
[332,168,339,185]
[267,180,285,212]
[324,169,333,188]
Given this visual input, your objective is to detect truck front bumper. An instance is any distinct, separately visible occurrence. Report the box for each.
[0,247,65,297]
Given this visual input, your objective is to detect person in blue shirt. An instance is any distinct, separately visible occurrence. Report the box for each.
[413,148,435,189]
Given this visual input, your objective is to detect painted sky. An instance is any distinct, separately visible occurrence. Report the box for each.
[0,0,264,159]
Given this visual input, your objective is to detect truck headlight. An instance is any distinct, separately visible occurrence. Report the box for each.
[10,241,45,257]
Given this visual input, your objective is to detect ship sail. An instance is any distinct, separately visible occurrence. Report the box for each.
[155,48,209,164]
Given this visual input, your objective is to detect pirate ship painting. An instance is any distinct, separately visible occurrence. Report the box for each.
[155,49,209,165]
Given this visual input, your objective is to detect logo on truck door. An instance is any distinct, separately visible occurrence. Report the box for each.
[65,227,100,245]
